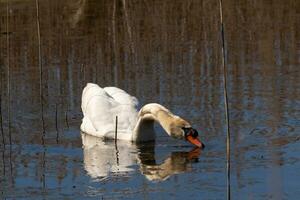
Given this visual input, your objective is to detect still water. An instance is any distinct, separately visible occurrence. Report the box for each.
[0,0,299,199]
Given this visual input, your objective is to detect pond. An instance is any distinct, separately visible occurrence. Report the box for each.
[0,0,299,199]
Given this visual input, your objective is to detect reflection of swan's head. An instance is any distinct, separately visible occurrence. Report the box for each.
[138,145,201,181]
[81,133,201,182]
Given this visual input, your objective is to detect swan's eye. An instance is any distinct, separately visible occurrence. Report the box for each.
[182,127,191,136]
[182,127,198,138]
[191,129,199,138]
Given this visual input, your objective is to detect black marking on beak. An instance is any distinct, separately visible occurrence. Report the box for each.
[182,127,198,139]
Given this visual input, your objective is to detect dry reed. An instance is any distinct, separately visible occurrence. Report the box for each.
[219,0,231,199]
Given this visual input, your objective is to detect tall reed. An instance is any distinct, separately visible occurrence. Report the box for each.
[55,103,59,143]
[112,0,118,86]
[0,73,5,147]
[35,0,46,144]
[115,115,119,166]
[115,115,118,144]
[6,0,11,147]
[122,0,135,55]
[65,109,69,129]
[219,0,231,199]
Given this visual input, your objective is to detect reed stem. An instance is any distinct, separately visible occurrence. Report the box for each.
[115,115,119,166]
[35,0,46,144]
[112,0,118,86]
[0,65,5,146]
[6,3,13,181]
[0,91,4,147]
[55,103,59,143]
[65,109,69,129]
[6,0,11,146]
[219,0,231,199]
[122,0,135,55]
[115,115,118,143]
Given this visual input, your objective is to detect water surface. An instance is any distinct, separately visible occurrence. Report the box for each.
[0,0,299,199]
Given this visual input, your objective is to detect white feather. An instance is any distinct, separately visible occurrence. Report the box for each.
[81,83,138,140]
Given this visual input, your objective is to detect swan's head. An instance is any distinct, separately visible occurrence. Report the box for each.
[182,127,205,149]
[169,117,205,149]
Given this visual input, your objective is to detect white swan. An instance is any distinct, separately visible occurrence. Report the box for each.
[81,83,204,148]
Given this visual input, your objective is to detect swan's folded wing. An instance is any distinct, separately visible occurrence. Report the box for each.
[103,87,138,107]
[104,87,139,133]
[82,83,112,114]
[81,83,116,135]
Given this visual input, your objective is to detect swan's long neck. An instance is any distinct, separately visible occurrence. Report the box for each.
[132,103,186,142]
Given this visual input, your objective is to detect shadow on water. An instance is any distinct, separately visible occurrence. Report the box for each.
[0,0,299,199]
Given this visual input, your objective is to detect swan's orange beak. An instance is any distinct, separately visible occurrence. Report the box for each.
[186,135,205,149]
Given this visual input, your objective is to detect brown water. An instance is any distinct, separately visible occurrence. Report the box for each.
[0,0,299,199]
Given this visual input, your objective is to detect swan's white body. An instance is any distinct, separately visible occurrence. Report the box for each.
[81,83,191,142]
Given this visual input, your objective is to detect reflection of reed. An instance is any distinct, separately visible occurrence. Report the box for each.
[41,150,46,189]
[1,148,5,176]
[8,146,13,185]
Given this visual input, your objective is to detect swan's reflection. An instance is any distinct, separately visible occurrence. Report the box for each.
[81,133,201,181]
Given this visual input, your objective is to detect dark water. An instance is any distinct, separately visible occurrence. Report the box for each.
[0,0,299,199]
